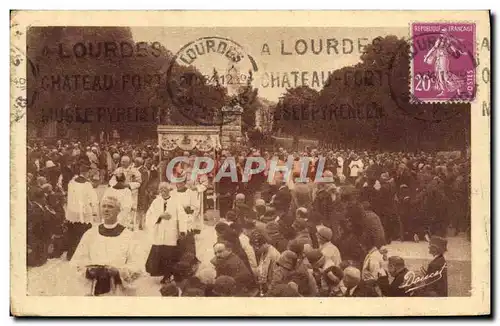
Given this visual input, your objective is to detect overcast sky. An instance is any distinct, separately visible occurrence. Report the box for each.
[131,27,405,101]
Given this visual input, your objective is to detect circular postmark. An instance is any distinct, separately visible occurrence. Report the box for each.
[165,36,259,126]
[387,29,477,123]
[10,43,39,125]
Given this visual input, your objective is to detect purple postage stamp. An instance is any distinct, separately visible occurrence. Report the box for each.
[410,22,476,102]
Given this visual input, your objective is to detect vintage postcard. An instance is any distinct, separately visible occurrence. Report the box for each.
[10,11,490,316]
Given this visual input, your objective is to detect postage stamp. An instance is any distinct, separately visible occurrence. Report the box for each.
[9,11,490,317]
[410,22,476,103]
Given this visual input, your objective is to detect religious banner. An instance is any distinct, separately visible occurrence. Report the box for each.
[157,126,221,152]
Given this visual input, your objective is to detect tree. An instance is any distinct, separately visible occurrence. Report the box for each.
[27,27,230,139]
[313,35,470,151]
[273,86,319,139]
[235,70,259,132]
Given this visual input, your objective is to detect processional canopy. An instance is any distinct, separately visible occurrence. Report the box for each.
[157,125,222,152]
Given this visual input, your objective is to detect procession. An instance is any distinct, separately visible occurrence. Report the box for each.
[26,136,470,297]
[19,23,477,300]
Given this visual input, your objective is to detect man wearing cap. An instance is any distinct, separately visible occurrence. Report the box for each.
[317,226,342,267]
[422,236,448,296]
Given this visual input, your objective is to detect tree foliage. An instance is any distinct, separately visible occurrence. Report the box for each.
[273,35,471,152]
[27,27,229,139]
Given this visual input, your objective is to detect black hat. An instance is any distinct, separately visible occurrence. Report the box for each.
[249,230,267,247]
[77,155,91,171]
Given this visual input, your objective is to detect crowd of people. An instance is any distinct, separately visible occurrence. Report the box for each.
[26,138,470,297]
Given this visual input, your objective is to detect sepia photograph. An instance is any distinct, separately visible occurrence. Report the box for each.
[10,10,490,316]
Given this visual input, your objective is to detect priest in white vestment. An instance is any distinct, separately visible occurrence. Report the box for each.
[172,178,200,262]
[65,172,99,224]
[70,196,143,296]
[144,182,189,283]
[187,171,208,234]
[179,178,201,232]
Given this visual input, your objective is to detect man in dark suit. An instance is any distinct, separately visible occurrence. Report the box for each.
[210,241,255,294]
[361,201,387,249]
[135,157,150,230]
[377,256,411,296]
[217,158,239,219]
[311,181,334,227]
[271,172,292,220]
[343,266,379,297]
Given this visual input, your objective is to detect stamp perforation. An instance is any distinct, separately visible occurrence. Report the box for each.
[408,20,477,104]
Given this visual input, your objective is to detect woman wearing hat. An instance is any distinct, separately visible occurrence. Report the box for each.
[249,230,280,295]
[305,249,342,296]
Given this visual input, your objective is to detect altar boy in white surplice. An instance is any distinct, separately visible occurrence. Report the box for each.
[70,196,143,296]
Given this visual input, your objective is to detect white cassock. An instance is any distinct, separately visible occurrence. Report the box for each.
[192,174,208,231]
[349,159,364,177]
[337,157,344,178]
[102,186,133,226]
[172,188,199,233]
[70,223,143,296]
[65,175,99,224]
[145,194,189,246]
